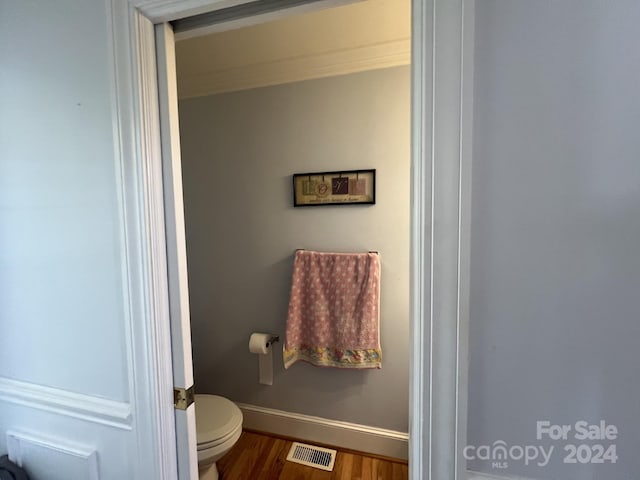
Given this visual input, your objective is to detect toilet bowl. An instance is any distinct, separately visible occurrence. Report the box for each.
[195,394,243,480]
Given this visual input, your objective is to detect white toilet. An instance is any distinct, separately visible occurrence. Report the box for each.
[195,394,243,480]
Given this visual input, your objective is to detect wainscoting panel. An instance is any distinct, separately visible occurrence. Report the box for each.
[7,431,99,480]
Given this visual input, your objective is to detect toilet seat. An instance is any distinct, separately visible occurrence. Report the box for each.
[195,394,243,449]
[197,422,242,451]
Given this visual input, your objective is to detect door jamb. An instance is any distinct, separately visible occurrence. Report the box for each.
[409,1,470,479]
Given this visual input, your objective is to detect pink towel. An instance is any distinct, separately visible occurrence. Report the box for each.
[283,250,381,369]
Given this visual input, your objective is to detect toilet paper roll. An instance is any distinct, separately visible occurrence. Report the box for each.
[249,333,273,385]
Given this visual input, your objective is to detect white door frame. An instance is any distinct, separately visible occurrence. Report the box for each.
[410,1,473,479]
[113,0,471,478]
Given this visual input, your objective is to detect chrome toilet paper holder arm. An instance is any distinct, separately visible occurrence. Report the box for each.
[266,335,279,347]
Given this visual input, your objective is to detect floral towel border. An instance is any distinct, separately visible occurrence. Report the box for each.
[283,346,382,369]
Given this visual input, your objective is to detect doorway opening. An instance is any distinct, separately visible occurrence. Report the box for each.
[167,0,412,477]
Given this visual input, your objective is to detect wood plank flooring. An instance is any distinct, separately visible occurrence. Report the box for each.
[217,431,408,480]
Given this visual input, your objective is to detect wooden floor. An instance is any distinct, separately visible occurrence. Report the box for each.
[217,431,408,480]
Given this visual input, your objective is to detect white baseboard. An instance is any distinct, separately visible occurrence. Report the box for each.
[235,402,408,460]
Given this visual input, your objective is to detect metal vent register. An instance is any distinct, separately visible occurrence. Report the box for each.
[286,442,337,471]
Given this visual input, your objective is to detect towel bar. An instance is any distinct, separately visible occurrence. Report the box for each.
[295,249,378,254]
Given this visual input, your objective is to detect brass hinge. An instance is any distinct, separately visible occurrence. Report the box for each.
[174,385,194,410]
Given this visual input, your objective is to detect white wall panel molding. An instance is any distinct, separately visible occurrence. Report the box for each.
[237,403,409,460]
[7,431,99,480]
[178,37,411,98]
[0,377,131,430]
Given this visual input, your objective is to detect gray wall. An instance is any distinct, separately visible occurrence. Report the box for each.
[0,0,127,401]
[467,1,640,479]
[178,66,410,431]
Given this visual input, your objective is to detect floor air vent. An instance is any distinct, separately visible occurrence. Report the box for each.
[286,442,337,471]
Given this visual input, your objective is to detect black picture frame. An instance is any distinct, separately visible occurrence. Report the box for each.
[292,169,376,207]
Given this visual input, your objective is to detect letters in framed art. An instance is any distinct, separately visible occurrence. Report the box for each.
[292,169,376,207]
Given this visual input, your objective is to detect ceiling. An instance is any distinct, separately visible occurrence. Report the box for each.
[175,0,411,99]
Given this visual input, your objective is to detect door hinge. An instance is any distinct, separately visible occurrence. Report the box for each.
[174,385,194,410]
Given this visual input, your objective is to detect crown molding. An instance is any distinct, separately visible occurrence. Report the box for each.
[178,37,410,99]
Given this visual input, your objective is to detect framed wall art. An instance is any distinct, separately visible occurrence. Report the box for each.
[292,169,376,207]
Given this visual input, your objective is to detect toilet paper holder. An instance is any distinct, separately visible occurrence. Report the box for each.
[266,334,279,347]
